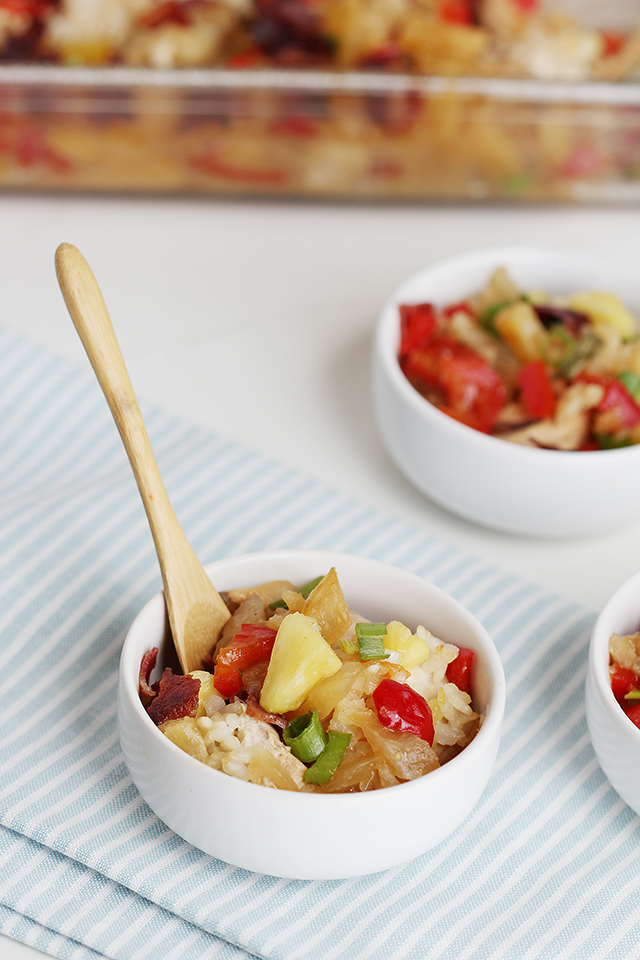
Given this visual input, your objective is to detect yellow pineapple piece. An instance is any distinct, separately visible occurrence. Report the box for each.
[190,671,224,718]
[159,718,208,763]
[246,750,309,792]
[302,567,351,645]
[260,612,342,714]
[494,301,547,363]
[384,621,430,668]
[568,291,638,340]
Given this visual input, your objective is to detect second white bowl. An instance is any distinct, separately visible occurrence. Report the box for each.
[372,247,640,537]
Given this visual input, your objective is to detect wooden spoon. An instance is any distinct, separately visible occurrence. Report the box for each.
[55,243,230,674]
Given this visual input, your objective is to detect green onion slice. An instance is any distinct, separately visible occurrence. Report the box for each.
[340,636,359,655]
[355,622,389,661]
[479,300,513,333]
[625,690,640,701]
[283,710,328,763]
[303,731,352,784]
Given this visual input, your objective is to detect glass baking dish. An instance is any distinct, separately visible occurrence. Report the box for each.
[1,62,639,202]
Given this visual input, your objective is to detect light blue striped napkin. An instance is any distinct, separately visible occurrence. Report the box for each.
[1,325,639,960]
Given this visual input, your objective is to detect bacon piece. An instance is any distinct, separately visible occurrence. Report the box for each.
[147,669,201,726]
[139,647,158,703]
[246,693,287,729]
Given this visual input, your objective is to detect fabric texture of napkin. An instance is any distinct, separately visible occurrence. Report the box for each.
[1,326,639,960]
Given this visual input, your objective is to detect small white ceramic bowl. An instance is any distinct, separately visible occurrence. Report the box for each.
[372,247,640,538]
[118,550,505,879]
[586,569,640,815]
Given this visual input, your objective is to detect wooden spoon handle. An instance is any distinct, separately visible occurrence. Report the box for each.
[55,243,181,567]
[55,243,229,672]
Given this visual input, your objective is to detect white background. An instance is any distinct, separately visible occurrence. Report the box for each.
[2,193,640,957]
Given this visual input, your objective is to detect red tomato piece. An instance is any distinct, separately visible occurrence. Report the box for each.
[442,300,474,319]
[601,30,625,57]
[403,337,507,433]
[610,663,640,702]
[213,662,243,699]
[438,0,473,24]
[623,703,640,730]
[445,647,475,695]
[372,678,435,745]
[398,303,438,358]
[517,359,557,419]
[579,373,640,430]
[213,623,278,698]
[509,0,538,12]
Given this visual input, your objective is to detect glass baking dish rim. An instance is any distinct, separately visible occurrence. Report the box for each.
[0,63,639,104]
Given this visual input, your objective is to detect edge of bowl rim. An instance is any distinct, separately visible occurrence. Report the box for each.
[589,567,640,742]
[119,549,507,805]
[374,245,640,463]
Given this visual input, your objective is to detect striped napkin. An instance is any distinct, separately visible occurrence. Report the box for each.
[1,325,639,960]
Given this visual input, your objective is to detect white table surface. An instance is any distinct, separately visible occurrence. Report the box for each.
[2,192,640,959]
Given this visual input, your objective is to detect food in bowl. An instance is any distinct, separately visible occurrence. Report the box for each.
[139,568,480,792]
[398,266,640,449]
[608,628,640,728]
[3,1,640,202]
[7,0,639,79]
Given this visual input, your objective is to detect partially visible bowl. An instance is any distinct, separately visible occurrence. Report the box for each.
[586,568,640,815]
[372,247,640,538]
[118,549,505,879]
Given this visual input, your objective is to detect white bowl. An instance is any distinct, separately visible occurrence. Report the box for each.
[118,550,505,879]
[372,247,640,538]
[586,568,640,815]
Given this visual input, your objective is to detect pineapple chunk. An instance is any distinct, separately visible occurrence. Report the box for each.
[302,567,351,645]
[159,717,208,762]
[384,621,430,668]
[567,291,637,340]
[493,301,547,363]
[190,670,225,718]
[260,612,342,714]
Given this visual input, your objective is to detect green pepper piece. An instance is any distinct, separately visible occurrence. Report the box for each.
[283,709,328,763]
[303,731,352,784]
[625,690,640,701]
[618,370,640,402]
[596,433,632,450]
[355,622,389,661]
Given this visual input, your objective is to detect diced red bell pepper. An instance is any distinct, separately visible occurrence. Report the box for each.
[189,149,288,186]
[372,677,434,745]
[579,373,640,430]
[623,702,640,730]
[509,0,538,12]
[610,663,640,702]
[398,303,438,358]
[212,662,244,699]
[445,647,475,695]
[438,0,473,24]
[601,30,625,57]
[517,359,557,419]
[213,623,278,698]
[402,337,507,433]
[441,300,474,319]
